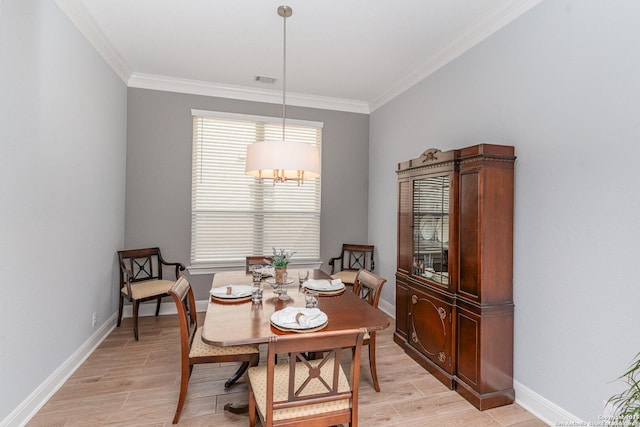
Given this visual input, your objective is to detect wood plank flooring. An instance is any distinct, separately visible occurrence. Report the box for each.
[27,313,547,426]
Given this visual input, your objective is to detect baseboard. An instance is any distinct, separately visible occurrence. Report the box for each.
[514,380,582,425]
[378,298,395,319]
[120,299,209,318]
[1,314,117,427]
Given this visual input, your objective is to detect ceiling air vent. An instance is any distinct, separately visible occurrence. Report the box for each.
[255,75,278,84]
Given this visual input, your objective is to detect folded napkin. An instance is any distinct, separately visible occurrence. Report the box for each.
[259,266,275,277]
[302,279,326,288]
[274,307,323,328]
[330,279,343,288]
[210,285,250,298]
[303,278,344,291]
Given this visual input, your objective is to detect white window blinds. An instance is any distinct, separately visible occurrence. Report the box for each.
[191,110,322,267]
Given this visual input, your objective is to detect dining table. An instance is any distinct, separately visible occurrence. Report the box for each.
[201,268,390,413]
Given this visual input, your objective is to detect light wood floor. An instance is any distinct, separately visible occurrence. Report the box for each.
[27,313,547,426]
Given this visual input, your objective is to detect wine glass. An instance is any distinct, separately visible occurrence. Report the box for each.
[298,270,309,286]
[278,273,291,300]
[251,265,262,283]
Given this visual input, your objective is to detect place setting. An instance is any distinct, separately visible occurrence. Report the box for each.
[301,277,346,296]
[209,284,254,304]
[253,265,274,278]
[270,306,328,333]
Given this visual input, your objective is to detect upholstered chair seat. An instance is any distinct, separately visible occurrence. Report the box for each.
[120,279,174,300]
[330,270,358,286]
[190,327,259,358]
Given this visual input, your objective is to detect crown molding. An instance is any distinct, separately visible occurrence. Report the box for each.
[128,73,370,114]
[54,0,130,83]
[369,0,545,112]
[56,0,543,114]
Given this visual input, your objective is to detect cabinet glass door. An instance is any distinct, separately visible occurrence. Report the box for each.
[413,176,449,285]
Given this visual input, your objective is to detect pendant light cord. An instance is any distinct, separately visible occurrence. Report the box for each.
[282,9,287,140]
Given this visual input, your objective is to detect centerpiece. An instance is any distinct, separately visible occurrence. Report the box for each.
[270,247,295,284]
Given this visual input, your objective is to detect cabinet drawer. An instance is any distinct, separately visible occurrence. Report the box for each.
[407,286,454,373]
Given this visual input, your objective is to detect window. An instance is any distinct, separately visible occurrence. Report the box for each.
[190,110,322,268]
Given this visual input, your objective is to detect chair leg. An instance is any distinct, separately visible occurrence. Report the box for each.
[368,334,380,392]
[155,296,162,316]
[172,362,194,424]
[133,300,140,341]
[117,295,124,327]
[248,384,256,427]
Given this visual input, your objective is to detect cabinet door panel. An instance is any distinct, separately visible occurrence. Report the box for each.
[457,310,479,386]
[398,180,412,273]
[395,278,408,338]
[408,288,453,372]
[459,171,479,298]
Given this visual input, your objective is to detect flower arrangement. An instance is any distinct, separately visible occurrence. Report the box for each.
[270,247,296,269]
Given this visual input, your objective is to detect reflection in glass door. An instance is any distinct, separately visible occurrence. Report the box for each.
[413,176,449,285]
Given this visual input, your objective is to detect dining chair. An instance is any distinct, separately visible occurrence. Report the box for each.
[245,256,275,273]
[353,269,388,392]
[328,244,375,287]
[247,328,366,427]
[117,247,185,341]
[169,277,260,424]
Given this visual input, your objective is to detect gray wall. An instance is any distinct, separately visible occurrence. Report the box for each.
[369,0,640,423]
[0,0,127,421]
[125,89,369,299]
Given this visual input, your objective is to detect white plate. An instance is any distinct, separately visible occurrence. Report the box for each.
[302,279,345,292]
[209,285,253,299]
[270,307,328,330]
[437,216,449,244]
[419,217,438,241]
[265,277,295,285]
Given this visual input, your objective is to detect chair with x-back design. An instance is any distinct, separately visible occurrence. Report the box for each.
[117,247,185,340]
[328,244,375,287]
[248,328,366,427]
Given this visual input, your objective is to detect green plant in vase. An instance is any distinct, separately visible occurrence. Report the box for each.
[607,351,640,427]
[270,247,295,284]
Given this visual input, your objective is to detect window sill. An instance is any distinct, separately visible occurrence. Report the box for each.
[187,261,323,276]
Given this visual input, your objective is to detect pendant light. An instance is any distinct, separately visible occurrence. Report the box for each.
[245,5,320,185]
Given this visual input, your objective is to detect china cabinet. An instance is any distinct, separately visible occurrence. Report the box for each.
[395,144,515,410]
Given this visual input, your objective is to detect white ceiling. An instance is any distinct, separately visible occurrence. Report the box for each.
[56,0,543,113]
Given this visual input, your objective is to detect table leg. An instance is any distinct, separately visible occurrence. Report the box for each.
[224,402,249,414]
[223,360,255,414]
[224,361,250,388]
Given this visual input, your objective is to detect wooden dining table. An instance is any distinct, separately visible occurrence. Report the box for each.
[201,269,390,346]
[201,268,390,413]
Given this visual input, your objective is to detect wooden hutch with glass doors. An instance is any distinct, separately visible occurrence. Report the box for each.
[395,144,515,410]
